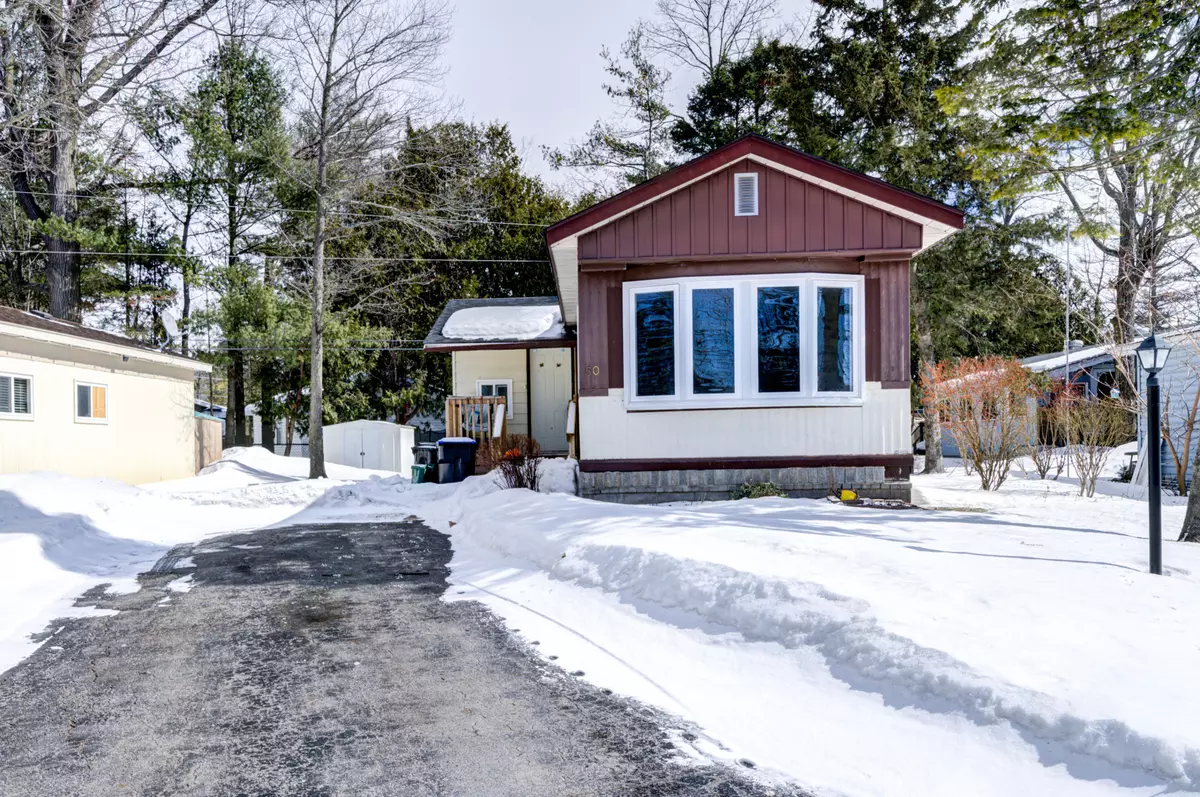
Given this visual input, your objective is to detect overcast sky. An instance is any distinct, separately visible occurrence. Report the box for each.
[441,0,809,188]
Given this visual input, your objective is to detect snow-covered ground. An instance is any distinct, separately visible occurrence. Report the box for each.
[3,444,1199,796]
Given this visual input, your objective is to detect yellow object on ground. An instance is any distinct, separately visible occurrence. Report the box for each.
[840,489,858,502]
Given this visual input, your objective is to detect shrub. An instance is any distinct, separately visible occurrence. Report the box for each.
[487,434,541,491]
[1058,395,1133,497]
[924,356,1037,491]
[731,481,789,500]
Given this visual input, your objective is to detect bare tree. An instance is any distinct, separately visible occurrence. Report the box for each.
[283,0,449,479]
[0,0,221,320]
[643,0,777,78]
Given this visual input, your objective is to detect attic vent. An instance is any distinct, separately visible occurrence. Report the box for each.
[734,172,759,216]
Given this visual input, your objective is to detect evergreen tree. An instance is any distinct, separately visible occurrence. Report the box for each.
[188,40,288,446]
[545,25,675,188]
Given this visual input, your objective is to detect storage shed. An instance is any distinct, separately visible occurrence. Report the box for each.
[323,419,415,473]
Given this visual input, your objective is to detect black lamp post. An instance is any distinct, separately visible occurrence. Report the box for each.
[1136,333,1173,575]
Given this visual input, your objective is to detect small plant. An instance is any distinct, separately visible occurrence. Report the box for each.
[1060,395,1132,497]
[490,435,541,491]
[1113,458,1135,483]
[731,481,789,500]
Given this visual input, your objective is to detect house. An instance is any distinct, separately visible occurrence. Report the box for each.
[1020,341,1125,399]
[0,306,211,483]
[428,135,965,501]
[424,297,576,455]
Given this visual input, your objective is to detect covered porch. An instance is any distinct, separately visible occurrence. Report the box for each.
[424,297,577,455]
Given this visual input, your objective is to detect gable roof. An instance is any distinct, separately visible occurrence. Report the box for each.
[0,305,211,371]
[424,297,576,352]
[546,134,965,246]
[544,135,966,326]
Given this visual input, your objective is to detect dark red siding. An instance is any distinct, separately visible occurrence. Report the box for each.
[577,159,922,262]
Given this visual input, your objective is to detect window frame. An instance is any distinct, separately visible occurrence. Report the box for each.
[0,372,34,420]
[811,276,866,399]
[74,379,109,425]
[623,273,865,411]
[475,378,515,419]
[624,283,682,404]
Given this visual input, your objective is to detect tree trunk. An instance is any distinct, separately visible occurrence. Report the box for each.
[284,416,294,457]
[231,349,247,445]
[180,198,195,355]
[912,270,943,474]
[1180,442,1200,542]
[308,156,328,480]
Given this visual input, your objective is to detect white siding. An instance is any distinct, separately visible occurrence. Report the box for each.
[1138,333,1200,490]
[579,383,910,460]
[452,349,530,436]
[0,334,197,483]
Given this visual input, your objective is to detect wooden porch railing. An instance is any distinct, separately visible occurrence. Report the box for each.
[445,395,507,441]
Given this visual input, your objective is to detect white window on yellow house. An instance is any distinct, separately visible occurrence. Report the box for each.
[76,381,108,423]
[0,373,33,418]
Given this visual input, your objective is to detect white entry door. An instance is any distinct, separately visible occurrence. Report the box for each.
[530,347,572,454]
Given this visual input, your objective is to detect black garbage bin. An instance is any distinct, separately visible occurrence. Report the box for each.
[412,442,440,483]
[437,437,478,484]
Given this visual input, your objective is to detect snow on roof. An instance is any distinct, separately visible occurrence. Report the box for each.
[424,297,574,350]
[1021,343,1131,374]
[441,304,564,341]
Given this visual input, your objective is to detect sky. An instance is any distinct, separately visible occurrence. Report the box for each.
[440,0,809,187]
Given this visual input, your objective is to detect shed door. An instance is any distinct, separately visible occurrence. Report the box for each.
[531,348,572,454]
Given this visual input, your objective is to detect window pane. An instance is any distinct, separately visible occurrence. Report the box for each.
[757,286,800,392]
[495,384,508,400]
[0,376,11,414]
[635,291,675,396]
[480,384,494,396]
[13,378,29,414]
[93,386,107,419]
[692,288,735,394]
[77,384,91,418]
[817,286,854,392]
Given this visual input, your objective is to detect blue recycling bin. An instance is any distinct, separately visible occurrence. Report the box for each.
[436,437,478,484]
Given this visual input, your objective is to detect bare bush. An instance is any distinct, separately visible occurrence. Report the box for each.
[484,435,542,491]
[925,357,1037,491]
[1060,396,1133,497]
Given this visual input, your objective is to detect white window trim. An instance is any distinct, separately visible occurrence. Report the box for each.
[623,273,865,411]
[75,379,109,425]
[624,283,682,404]
[0,372,34,420]
[475,378,515,419]
[734,172,759,216]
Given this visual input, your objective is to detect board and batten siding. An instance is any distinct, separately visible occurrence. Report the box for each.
[579,385,911,462]
[577,259,910,397]
[577,158,922,262]
[0,335,196,483]
[451,349,529,436]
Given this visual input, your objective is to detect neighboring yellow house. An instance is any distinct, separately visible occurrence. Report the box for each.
[0,306,211,483]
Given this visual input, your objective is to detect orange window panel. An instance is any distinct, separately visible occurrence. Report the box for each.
[92,385,107,419]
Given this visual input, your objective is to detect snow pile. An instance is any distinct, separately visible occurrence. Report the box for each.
[432,471,1200,795]
[0,447,388,673]
[441,304,564,341]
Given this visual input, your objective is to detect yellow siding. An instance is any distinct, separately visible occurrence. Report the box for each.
[0,334,198,483]
[579,383,911,460]
[451,349,530,436]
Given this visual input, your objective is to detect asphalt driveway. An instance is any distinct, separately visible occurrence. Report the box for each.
[0,519,802,797]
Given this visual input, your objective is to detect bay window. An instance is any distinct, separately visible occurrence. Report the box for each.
[624,273,864,409]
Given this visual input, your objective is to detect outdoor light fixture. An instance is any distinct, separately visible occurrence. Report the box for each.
[1136,333,1172,374]
[1137,333,1172,575]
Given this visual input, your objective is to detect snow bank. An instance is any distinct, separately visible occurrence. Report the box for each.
[427,473,1200,795]
[0,447,390,673]
[441,304,564,340]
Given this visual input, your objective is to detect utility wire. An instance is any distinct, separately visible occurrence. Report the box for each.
[0,248,550,264]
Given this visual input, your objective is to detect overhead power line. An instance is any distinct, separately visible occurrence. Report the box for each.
[0,248,550,264]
